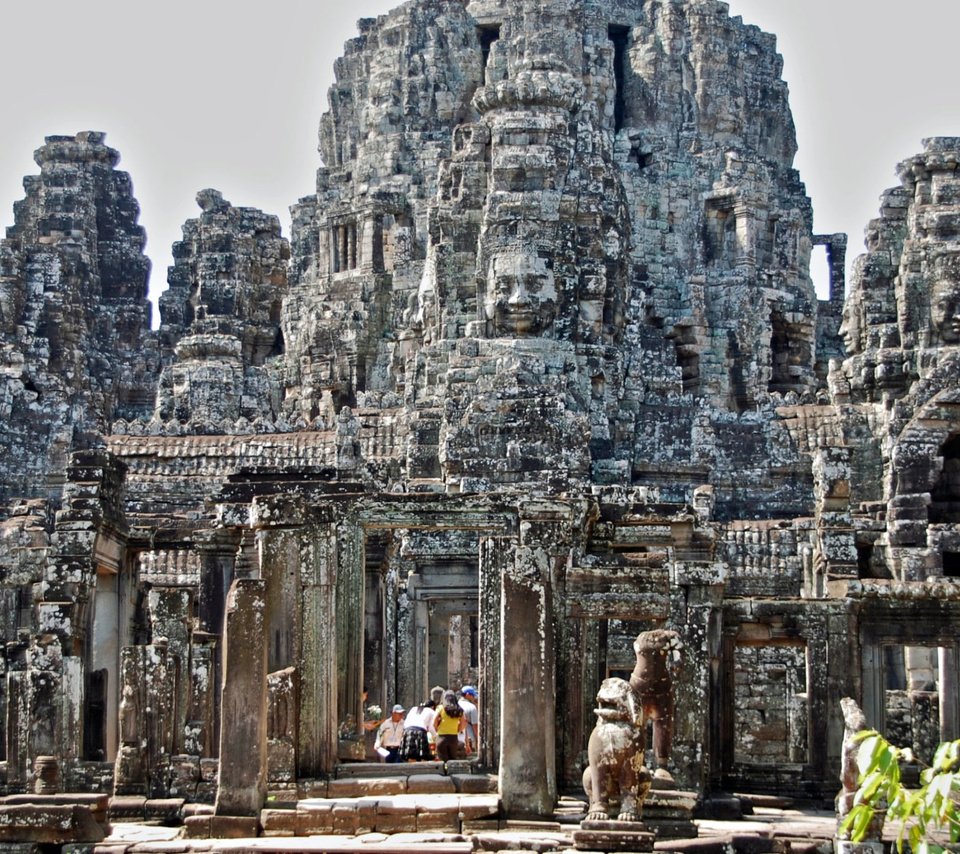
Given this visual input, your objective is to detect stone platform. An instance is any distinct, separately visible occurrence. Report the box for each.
[643,789,699,840]
[573,818,655,851]
[93,803,841,853]
[0,787,842,853]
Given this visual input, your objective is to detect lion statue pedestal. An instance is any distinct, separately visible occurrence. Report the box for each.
[574,677,655,852]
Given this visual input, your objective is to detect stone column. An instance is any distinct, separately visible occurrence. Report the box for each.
[195,531,238,637]
[498,500,569,818]
[298,516,340,776]
[384,561,400,710]
[428,609,451,690]
[478,536,504,770]
[215,579,267,817]
[335,519,365,753]
[186,634,218,758]
[939,646,958,742]
[906,646,938,691]
[114,642,175,797]
[673,572,725,793]
[812,446,857,590]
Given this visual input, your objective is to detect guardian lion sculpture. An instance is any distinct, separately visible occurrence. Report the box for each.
[582,677,651,821]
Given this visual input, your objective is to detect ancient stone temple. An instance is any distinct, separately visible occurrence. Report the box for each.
[0,0,958,832]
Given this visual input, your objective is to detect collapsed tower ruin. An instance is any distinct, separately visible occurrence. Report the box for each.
[0,0,958,819]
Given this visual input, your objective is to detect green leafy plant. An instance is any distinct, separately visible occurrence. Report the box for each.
[841,730,960,853]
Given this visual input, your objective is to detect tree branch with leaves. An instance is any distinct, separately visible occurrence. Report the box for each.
[841,730,960,853]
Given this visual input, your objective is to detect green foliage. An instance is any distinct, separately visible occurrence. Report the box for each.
[841,730,960,853]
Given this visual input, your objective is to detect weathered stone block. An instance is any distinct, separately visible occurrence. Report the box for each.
[208,815,259,839]
[330,802,358,834]
[259,808,297,836]
[451,774,498,794]
[0,805,104,844]
[182,815,212,839]
[106,796,145,822]
[406,773,455,794]
[458,794,501,821]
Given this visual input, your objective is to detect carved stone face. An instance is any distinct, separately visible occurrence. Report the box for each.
[839,299,861,354]
[931,252,960,344]
[484,250,557,337]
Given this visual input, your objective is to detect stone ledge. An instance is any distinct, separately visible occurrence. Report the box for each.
[0,804,105,844]
[0,793,109,823]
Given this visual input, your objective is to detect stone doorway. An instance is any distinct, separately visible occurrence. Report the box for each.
[362,528,480,733]
[326,503,513,773]
[864,642,960,759]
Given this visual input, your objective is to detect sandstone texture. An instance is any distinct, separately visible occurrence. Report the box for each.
[0,0,958,835]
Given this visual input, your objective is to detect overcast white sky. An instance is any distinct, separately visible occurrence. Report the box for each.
[1,0,957,315]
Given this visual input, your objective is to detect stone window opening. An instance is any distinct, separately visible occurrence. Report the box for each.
[608,25,630,133]
[591,373,606,400]
[809,240,831,301]
[478,24,501,72]
[731,639,808,767]
[943,551,960,578]
[704,200,738,266]
[930,434,960,523]
[670,323,701,396]
[726,330,751,413]
[879,645,958,759]
[332,221,358,273]
[864,634,960,761]
[759,215,779,271]
[857,541,882,580]
[768,309,806,394]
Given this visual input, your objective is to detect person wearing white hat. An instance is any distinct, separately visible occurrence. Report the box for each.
[458,686,479,757]
[375,704,406,763]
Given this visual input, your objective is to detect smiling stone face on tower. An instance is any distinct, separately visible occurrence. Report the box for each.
[482,248,557,337]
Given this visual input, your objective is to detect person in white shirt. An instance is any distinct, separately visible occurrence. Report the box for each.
[400,700,434,761]
[375,704,406,763]
[458,685,479,757]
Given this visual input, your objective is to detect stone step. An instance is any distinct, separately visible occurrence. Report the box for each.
[334,760,479,778]
[0,792,109,823]
[253,792,500,838]
[136,832,476,852]
[306,771,496,798]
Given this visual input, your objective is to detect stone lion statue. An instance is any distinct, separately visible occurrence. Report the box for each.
[630,629,683,786]
[581,677,651,821]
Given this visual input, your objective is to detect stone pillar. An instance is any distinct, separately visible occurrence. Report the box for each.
[826,604,860,780]
[812,446,856,589]
[215,579,267,817]
[334,519,365,754]
[395,569,418,711]
[114,642,176,796]
[349,223,357,269]
[186,634,218,758]
[499,500,569,817]
[939,646,958,742]
[906,646,938,691]
[148,588,192,756]
[428,609,451,690]
[259,526,303,674]
[384,562,400,710]
[672,573,725,793]
[298,517,340,776]
[478,537,504,770]
[195,531,238,636]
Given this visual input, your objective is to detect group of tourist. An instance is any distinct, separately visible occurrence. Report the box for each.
[374,684,479,764]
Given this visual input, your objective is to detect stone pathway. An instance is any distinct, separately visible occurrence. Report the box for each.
[99,804,842,854]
